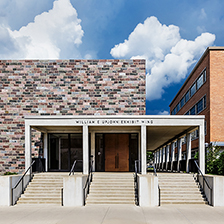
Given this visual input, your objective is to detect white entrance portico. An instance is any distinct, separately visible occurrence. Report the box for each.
[25,115,205,206]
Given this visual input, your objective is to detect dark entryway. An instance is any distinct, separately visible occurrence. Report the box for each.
[48,133,83,171]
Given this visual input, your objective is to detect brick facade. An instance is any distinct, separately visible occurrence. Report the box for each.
[170,47,224,150]
[0,59,145,173]
[210,50,224,142]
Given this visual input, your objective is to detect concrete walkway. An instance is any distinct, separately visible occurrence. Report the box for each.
[0,204,224,224]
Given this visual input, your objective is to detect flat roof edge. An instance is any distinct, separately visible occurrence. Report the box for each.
[169,46,224,107]
[25,115,205,119]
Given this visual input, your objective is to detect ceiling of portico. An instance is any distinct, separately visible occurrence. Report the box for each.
[31,124,198,151]
[147,125,197,151]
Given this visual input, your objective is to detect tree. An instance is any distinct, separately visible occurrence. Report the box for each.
[216,151,224,175]
[147,151,154,164]
[206,145,221,174]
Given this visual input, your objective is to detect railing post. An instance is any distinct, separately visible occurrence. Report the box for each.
[22,178,24,194]
[158,186,160,206]
[61,188,63,206]
[11,188,13,206]
[210,189,212,206]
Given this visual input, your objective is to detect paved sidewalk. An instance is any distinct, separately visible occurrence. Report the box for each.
[0,204,224,224]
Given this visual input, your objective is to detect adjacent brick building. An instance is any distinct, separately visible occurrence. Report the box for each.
[0,59,145,173]
[170,47,224,155]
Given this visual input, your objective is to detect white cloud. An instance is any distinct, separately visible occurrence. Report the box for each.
[199,8,207,20]
[158,110,169,115]
[0,0,84,59]
[110,16,215,101]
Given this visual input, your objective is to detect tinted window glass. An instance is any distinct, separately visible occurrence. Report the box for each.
[196,98,203,114]
[185,91,190,102]
[197,74,203,89]
[190,83,196,96]
[176,103,180,112]
[190,106,195,115]
[180,97,184,108]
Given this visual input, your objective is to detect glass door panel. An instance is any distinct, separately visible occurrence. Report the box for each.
[60,134,69,170]
[95,134,104,171]
[49,134,59,170]
[70,134,82,172]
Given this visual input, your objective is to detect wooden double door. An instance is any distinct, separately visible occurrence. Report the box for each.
[104,134,129,172]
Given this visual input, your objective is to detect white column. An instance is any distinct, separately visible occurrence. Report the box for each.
[138,132,141,172]
[43,133,48,172]
[177,138,182,172]
[83,125,89,175]
[160,148,163,170]
[186,133,191,173]
[199,124,205,174]
[156,150,158,168]
[141,125,147,175]
[154,151,156,167]
[171,142,175,171]
[159,149,162,170]
[25,123,31,173]
[90,131,95,171]
[162,147,165,170]
[166,145,170,170]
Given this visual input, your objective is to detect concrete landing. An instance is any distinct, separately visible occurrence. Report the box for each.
[1,204,224,224]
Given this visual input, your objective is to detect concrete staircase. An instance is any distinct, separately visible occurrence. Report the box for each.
[17,173,67,205]
[158,173,207,205]
[86,172,135,205]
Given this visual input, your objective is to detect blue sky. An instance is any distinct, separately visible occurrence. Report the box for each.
[0,0,224,114]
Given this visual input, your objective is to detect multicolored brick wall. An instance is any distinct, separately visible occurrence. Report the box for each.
[0,59,145,173]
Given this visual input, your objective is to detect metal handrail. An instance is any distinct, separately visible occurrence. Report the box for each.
[11,160,36,205]
[152,164,160,206]
[69,160,83,176]
[134,160,140,205]
[83,159,94,205]
[194,160,212,205]
[152,165,157,176]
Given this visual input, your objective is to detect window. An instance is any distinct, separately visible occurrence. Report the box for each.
[176,103,180,112]
[172,68,206,114]
[191,130,199,140]
[180,97,185,108]
[172,107,177,115]
[190,83,196,96]
[203,69,206,82]
[185,95,206,116]
[185,90,190,103]
[196,98,203,114]
[197,73,204,90]
[190,106,195,115]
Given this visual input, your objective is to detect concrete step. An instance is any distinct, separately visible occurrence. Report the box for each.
[158,173,207,205]
[161,200,208,205]
[86,173,135,205]
[86,201,135,205]
[16,173,65,205]
[161,194,205,199]
[160,191,202,194]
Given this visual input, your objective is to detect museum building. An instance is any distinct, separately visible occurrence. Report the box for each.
[0,58,208,206]
[170,47,224,156]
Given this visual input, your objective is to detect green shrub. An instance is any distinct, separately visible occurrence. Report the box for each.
[206,145,221,174]
[3,172,17,175]
[217,151,224,175]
